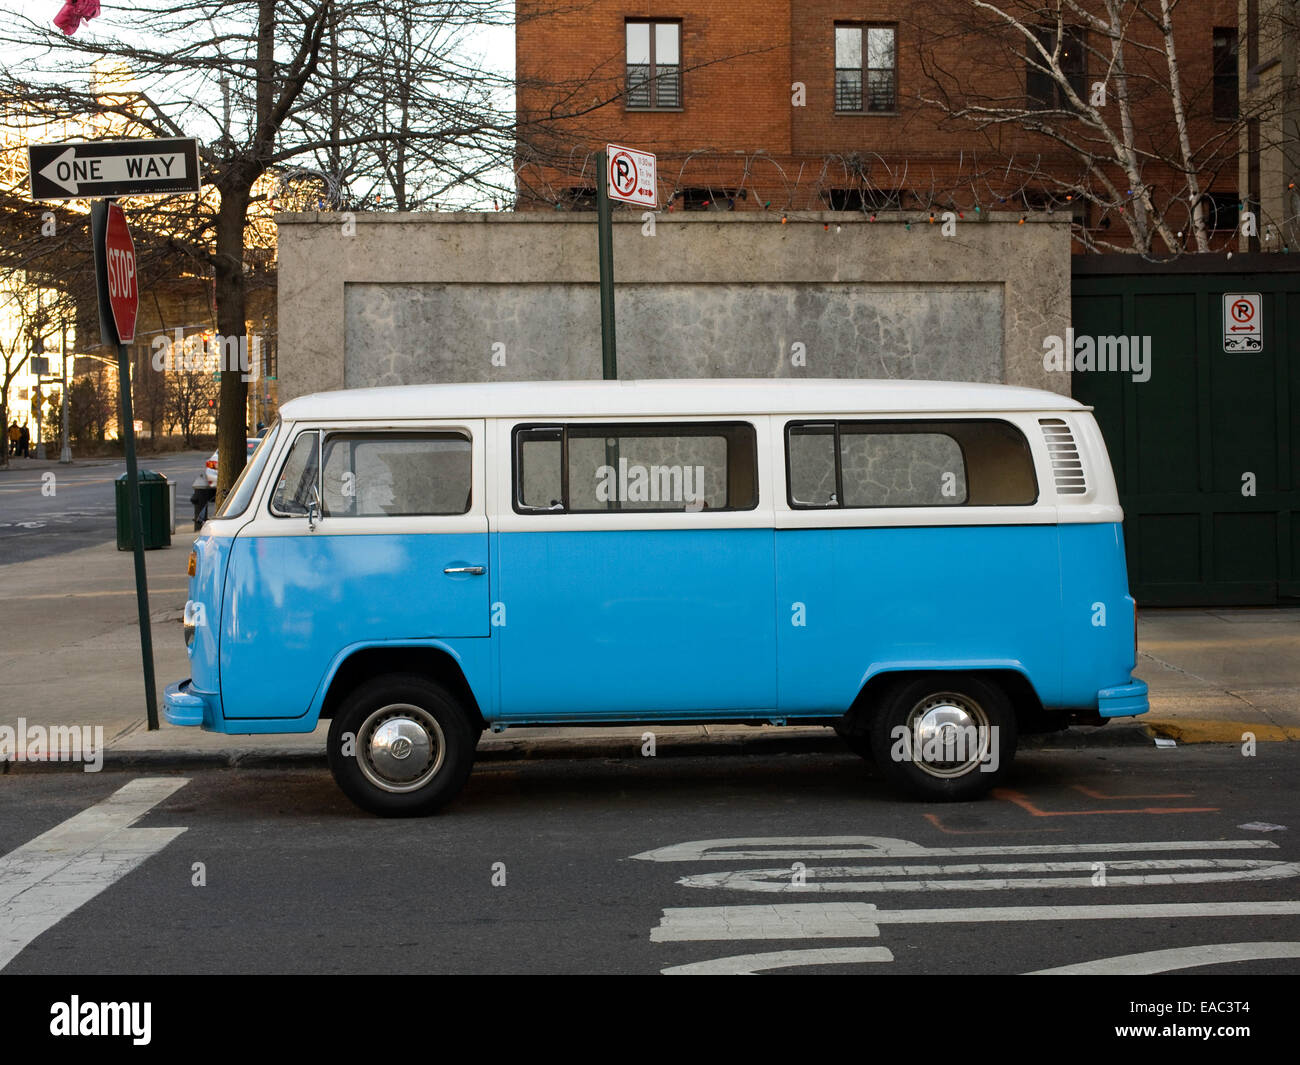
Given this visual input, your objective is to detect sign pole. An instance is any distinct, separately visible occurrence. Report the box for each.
[115,334,157,730]
[59,320,71,464]
[92,199,158,731]
[596,148,617,380]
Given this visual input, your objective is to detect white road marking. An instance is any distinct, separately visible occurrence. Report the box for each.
[631,836,1278,863]
[0,777,188,971]
[663,947,894,975]
[654,903,883,941]
[651,900,1300,942]
[677,858,1300,893]
[1238,822,1287,832]
[1029,941,1300,975]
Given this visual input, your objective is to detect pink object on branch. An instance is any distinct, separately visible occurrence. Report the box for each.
[54,0,101,36]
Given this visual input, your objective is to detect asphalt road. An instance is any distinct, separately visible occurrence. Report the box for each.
[0,452,208,564]
[3,742,1298,977]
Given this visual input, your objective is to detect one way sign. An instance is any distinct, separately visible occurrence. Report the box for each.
[27,138,201,200]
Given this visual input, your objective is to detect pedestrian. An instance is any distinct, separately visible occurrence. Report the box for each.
[7,421,19,456]
[19,422,30,458]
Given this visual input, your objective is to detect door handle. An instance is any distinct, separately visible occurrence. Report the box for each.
[443,566,485,575]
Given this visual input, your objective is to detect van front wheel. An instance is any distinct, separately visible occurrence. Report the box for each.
[868,675,1017,801]
[327,674,475,817]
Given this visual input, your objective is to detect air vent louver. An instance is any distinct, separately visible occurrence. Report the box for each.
[1039,417,1086,495]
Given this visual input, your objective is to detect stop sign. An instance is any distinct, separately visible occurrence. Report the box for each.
[102,202,137,343]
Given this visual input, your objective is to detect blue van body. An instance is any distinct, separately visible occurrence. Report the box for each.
[164,380,1147,802]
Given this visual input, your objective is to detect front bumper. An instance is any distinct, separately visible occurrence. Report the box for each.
[1097,678,1149,718]
[164,679,217,727]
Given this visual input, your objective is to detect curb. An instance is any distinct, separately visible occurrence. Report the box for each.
[1144,719,1300,744]
[4,721,1177,773]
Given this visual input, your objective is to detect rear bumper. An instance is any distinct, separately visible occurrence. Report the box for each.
[163,679,217,727]
[1097,678,1149,718]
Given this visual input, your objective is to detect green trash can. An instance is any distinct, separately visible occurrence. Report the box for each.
[115,470,172,550]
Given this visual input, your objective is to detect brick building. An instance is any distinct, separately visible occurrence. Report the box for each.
[516,1,1246,253]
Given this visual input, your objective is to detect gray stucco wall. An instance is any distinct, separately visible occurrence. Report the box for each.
[275,212,1071,401]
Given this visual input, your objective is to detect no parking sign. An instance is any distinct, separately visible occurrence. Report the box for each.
[606,143,657,208]
[1223,293,1262,353]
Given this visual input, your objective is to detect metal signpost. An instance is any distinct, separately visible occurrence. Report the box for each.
[598,143,657,380]
[91,200,158,729]
[28,137,201,730]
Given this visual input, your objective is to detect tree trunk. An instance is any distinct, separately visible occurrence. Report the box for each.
[214,183,250,504]
[1158,0,1210,253]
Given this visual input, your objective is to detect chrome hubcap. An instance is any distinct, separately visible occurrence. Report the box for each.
[357,704,445,793]
[906,693,992,779]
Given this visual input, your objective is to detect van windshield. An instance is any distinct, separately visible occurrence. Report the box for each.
[215,421,281,519]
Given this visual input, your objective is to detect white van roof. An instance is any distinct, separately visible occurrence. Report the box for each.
[279,378,1087,421]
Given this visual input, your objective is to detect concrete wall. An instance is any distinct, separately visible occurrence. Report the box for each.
[275,211,1071,401]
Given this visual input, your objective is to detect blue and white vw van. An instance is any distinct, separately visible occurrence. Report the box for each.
[165,379,1148,815]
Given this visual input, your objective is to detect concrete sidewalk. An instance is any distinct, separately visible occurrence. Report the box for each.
[1,536,1297,768]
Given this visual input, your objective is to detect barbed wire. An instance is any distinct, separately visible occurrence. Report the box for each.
[512,146,1300,261]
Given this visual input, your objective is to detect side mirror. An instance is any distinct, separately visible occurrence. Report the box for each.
[307,484,322,530]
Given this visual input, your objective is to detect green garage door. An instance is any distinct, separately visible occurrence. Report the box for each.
[1072,261,1300,606]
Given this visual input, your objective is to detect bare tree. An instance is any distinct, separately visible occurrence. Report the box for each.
[69,363,115,447]
[910,0,1253,256]
[0,270,40,467]
[0,0,520,500]
[167,363,217,449]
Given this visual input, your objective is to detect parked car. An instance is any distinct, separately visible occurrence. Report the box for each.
[204,437,261,489]
[193,437,265,529]
[165,379,1148,816]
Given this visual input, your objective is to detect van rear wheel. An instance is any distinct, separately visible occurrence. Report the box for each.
[327,673,475,817]
[867,674,1016,801]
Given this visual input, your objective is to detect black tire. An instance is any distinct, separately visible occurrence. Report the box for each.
[327,673,476,817]
[867,674,1017,801]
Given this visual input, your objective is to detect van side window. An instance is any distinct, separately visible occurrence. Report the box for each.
[786,420,1037,508]
[270,430,321,515]
[514,422,758,513]
[321,432,471,516]
[516,427,564,511]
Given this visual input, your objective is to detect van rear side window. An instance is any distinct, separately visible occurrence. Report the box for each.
[786,419,1037,508]
[515,422,758,513]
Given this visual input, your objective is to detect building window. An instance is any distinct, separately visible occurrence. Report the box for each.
[677,187,744,210]
[1198,193,1240,232]
[563,186,597,210]
[835,24,896,113]
[626,20,681,109]
[823,187,905,211]
[1026,26,1087,109]
[1213,28,1239,120]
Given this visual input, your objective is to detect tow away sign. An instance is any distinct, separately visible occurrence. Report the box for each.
[28,138,201,200]
[606,143,657,208]
[1223,293,1263,353]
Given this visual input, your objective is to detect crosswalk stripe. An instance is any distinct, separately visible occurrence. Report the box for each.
[0,777,189,971]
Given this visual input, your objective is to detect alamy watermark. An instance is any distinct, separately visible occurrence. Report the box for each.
[0,718,104,771]
[1043,328,1151,383]
[50,997,150,1045]
[595,460,706,508]
[151,328,265,382]
[889,723,1000,773]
